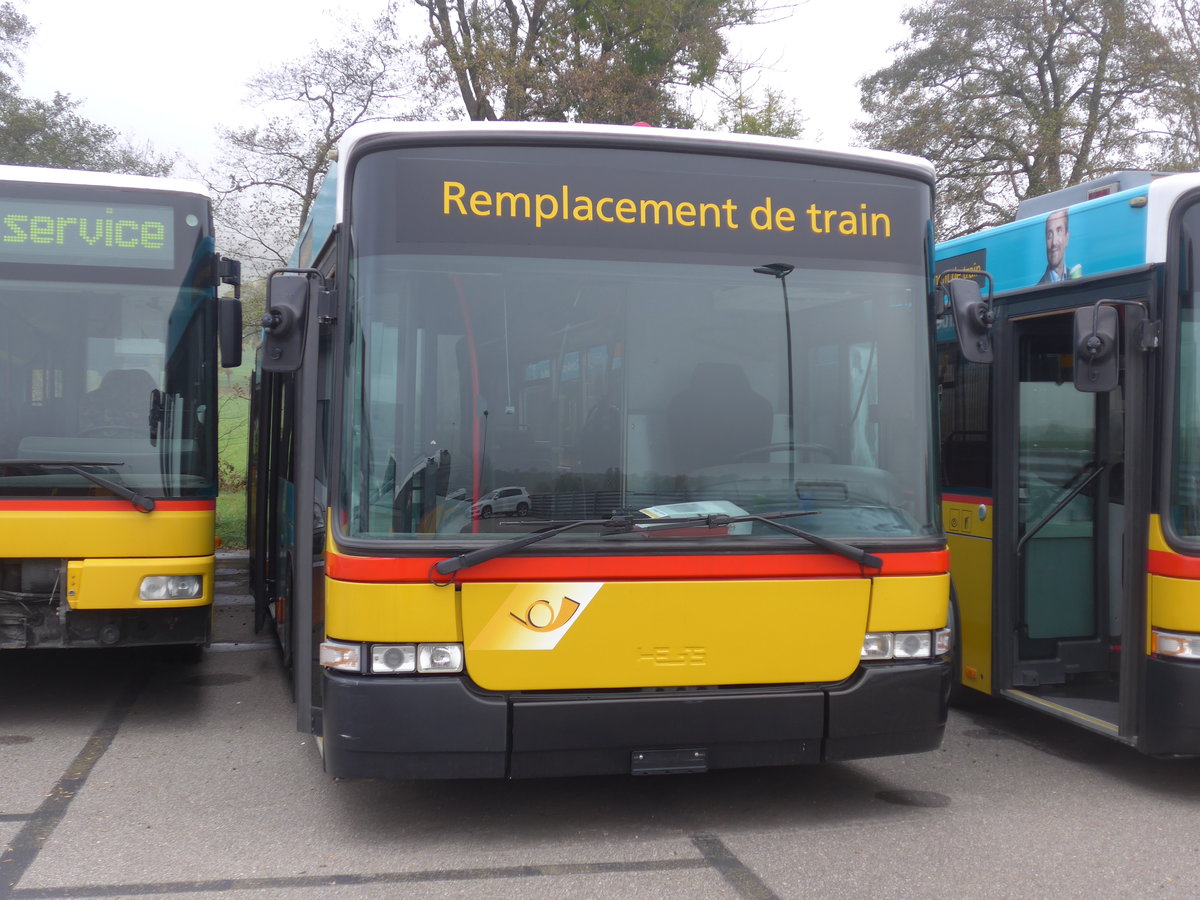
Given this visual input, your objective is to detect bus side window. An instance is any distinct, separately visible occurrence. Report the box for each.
[939,350,992,492]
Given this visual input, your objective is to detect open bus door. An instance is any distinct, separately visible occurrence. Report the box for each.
[251,269,327,735]
[986,281,1154,742]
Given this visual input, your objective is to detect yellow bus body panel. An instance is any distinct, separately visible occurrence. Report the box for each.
[0,508,215,610]
[866,574,949,631]
[1147,575,1200,637]
[944,498,994,694]
[1147,515,1200,651]
[326,579,460,641]
[0,508,214,558]
[67,556,213,609]
[460,579,872,691]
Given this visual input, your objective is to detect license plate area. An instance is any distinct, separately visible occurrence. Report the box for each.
[631,747,708,775]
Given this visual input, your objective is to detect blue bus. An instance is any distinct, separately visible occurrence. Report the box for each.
[937,171,1200,754]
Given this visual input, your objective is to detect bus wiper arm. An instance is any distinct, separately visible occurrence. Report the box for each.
[0,459,155,513]
[433,515,639,578]
[639,510,883,569]
[749,514,883,568]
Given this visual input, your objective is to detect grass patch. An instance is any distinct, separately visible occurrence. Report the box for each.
[217,489,246,550]
[216,369,251,550]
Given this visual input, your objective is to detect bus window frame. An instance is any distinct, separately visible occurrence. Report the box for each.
[1160,190,1200,553]
[329,135,941,560]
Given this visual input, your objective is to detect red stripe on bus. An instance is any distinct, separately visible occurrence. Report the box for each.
[327,549,950,583]
[941,493,993,506]
[1148,549,1200,579]
[0,499,215,511]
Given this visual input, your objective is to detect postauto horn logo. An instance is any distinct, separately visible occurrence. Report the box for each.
[472,583,603,651]
[510,595,580,632]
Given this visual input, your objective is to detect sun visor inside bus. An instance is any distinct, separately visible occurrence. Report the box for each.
[261,273,311,372]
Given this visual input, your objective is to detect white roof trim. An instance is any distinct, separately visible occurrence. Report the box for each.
[1147,173,1200,264]
[0,164,206,198]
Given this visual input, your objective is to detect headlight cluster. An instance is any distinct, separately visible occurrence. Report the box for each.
[1153,629,1200,660]
[862,626,953,660]
[319,640,465,674]
[139,575,203,600]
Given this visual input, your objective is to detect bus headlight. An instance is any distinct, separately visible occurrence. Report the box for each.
[370,644,416,674]
[861,631,939,660]
[862,632,894,659]
[418,643,464,673]
[1153,629,1200,660]
[320,639,362,672]
[893,631,932,659]
[139,575,203,600]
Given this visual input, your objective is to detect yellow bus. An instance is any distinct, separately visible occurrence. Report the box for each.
[249,122,951,779]
[0,166,242,652]
[938,171,1200,754]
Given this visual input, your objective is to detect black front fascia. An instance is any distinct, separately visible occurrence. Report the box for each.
[320,658,949,780]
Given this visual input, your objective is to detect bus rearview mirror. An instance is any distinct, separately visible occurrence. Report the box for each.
[1073,304,1119,392]
[261,274,310,372]
[218,297,243,369]
[946,278,993,364]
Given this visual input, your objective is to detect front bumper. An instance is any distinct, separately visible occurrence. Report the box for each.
[321,659,951,780]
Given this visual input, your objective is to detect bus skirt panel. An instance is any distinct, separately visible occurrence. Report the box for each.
[1141,656,1200,756]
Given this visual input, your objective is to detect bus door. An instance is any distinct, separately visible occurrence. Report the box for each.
[993,299,1148,740]
[253,269,331,736]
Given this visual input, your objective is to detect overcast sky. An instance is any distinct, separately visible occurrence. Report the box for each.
[19,0,912,173]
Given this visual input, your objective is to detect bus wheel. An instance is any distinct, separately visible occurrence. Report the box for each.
[947,585,983,709]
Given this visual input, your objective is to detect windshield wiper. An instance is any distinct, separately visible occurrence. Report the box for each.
[432,508,881,580]
[0,459,155,512]
[433,515,639,578]
[635,510,883,569]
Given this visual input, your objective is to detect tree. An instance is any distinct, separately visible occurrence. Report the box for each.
[413,0,764,125]
[1148,0,1200,169]
[856,0,1170,238]
[208,9,435,273]
[0,90,173,174]
[716,84,805,138]
[0,2,172,175]
[0,1,31,76]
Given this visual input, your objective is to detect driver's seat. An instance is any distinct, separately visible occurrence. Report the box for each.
[79,368,157,434]
[666,362,773,473]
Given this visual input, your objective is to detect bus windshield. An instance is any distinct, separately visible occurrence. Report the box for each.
[338,142,935,545]
[342,253,935,543]
[0,187,217,501]
[1172,202,1200,539]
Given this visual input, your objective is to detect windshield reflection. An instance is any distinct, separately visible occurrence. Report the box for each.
[342,256,934,542]
[0,281,216,498]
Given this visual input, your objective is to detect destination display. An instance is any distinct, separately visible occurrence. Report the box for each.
[0,197,175,269]
[350,145,930,268]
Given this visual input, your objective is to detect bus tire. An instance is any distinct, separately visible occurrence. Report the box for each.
[947,583,984,709]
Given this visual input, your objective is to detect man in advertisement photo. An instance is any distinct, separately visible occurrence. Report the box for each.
[1038,208,1081,283]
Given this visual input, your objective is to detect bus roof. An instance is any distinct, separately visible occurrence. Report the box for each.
[936,171,1200,293]
[330,120,934,220]
[0,164,207,199]
[288,121,936,268]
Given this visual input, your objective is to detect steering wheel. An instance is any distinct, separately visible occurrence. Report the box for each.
[733,442,837,462]
[79,426,145,438]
